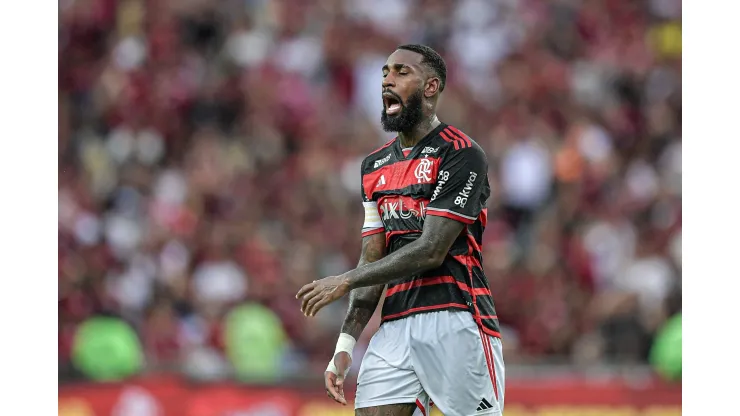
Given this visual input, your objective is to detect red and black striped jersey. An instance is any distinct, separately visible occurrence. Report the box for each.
[360,123,500,338]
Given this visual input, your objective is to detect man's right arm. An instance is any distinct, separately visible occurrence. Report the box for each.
[340,232,386,339]
[323,232,386,405]
[323,166,386,404]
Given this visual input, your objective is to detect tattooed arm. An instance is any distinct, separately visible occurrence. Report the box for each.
[298,215,465,317]
[324,232,386,405]
[340,232,387,339]
[298,143,489,317]
[344,215,463,290]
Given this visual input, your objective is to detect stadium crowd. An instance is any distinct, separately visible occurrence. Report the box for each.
[59,0,682,381]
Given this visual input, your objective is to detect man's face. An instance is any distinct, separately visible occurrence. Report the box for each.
[380,49,426,133]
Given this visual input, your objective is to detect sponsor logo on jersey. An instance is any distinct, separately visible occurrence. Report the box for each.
[379,197,427,221]
[421,146,439,155]
[431,170,450,202]
[454,171,477,208]
[414,159,434,183]
[373,154,391,168]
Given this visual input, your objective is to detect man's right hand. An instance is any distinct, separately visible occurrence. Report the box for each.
[325,351,352,405]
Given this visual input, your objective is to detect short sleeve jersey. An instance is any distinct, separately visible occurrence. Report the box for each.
[360,123,500,338]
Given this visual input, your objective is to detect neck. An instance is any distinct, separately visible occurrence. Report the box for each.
[398,114,440,148]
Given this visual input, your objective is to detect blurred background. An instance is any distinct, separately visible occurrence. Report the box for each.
[58,0,681,414]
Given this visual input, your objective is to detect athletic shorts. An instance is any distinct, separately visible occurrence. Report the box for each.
[355,310,505,416]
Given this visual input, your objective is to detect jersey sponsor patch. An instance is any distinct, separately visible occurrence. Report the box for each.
[421,146,439,155]
[454,171,478,208]
[377,195,429,222]
[373,154,391,168]
[430,170,450,202]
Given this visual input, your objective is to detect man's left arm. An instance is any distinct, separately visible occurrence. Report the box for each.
[298,145,489,316]
[346,215,464,289]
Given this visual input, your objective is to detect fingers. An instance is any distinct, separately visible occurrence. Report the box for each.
[324,373,341,403]
[301,294,310,315]
[335,376,348,405]
[298,280,342,317]
[298,284,318,314]
[296,281,316,299]
[306,297,329,317]
[304,293,320,316]
[325,390,347,405]
[301,288,331,317]
[324,371,347,405]
[300,287,320,315]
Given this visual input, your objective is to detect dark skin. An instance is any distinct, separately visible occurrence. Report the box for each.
[299,49,461,416]
[382,49,442,147]
[324,233,386,405]
[356,404,417,416]
[298,214,464,316]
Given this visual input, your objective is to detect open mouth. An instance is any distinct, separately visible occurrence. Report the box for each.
[383,92,402,116]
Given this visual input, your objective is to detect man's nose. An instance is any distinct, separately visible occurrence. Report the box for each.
[382,76,395,89]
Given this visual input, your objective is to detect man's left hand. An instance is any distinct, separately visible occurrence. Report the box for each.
[297,275,350,317]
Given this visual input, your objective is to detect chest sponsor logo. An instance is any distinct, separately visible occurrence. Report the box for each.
[414,158,434,183]
[373,154,391,168]
[454,171,478,208]
[379,197,427,221]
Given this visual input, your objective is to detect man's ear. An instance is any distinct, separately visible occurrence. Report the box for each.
[424,77,440,98]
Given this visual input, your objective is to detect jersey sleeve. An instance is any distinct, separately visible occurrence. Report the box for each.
[360,171,385,237]
[426,145,489,225]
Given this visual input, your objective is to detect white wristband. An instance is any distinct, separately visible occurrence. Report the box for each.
[326,333,356,377]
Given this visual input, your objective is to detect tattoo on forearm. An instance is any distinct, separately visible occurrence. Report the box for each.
[347,215,465,290]
[339,216,464,338]
[340,234,386,339]
[341,286,383,339]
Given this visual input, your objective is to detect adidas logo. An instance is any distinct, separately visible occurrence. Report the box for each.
[377,175,386,187]
[476,398,494,412]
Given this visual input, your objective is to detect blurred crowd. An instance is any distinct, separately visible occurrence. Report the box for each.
[59,0,682,381]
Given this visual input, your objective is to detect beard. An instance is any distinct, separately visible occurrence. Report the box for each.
[380,89,424,133]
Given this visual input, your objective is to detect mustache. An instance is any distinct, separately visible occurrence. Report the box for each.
[382,90,404,105]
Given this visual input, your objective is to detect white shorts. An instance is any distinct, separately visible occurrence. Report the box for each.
[355,310,505,416]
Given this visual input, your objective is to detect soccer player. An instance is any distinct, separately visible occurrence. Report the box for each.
[296,44,505,416]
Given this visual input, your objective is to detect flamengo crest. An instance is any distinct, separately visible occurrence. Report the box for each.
[414,159,433,183]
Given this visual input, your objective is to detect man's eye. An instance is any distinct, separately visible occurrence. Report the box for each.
[399,72,408,76]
